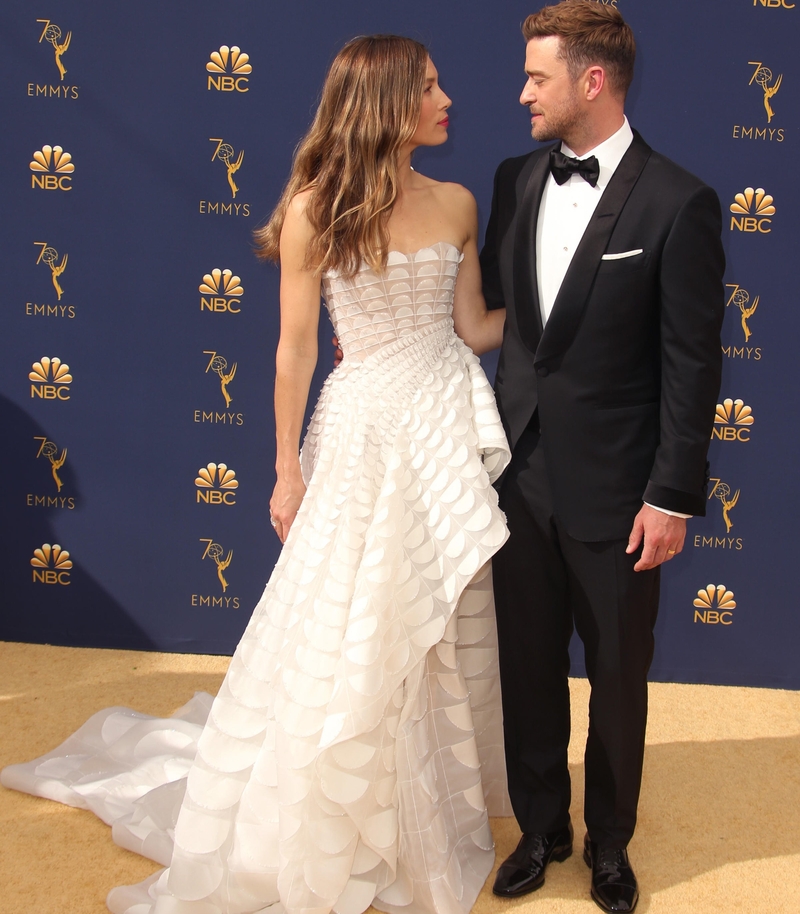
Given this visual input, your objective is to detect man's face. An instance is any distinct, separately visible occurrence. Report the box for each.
[520,36,584,144]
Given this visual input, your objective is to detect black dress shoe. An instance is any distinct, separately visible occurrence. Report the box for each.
[583,835,639,913]
[492,823,573,897]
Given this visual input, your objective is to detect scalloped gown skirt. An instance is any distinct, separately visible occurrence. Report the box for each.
[2,321,512,914]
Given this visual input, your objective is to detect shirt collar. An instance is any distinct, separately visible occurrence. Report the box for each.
[560,116,633,188]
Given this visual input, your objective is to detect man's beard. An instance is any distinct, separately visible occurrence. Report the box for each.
[530,91,583,144]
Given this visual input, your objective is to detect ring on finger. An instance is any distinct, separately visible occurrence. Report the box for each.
[269,513,278,528]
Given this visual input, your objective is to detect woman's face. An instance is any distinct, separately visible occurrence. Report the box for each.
[409,58,452,148]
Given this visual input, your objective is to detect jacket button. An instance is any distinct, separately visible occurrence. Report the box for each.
[537,366,549,377]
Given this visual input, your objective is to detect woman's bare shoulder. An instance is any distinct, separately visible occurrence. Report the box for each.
[286,186,315,218]
[427,179,477,215]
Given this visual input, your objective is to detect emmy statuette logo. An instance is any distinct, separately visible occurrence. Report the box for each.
[195,352,244,426]
[193,349,244,425]
[200,539,233,592]
[29,20,78,99]
[37,20,71,80]
[711,398,753,441]
[722,284,761,360]
[725,283,760,346]
[199,269,244,313]
[35,437,67,492]
[29,357,72,400]
[730,187,775,233]
[31,543,72,585]
[693,479,743,550]
[207,46,251,92]
[195,462,239,505]
[733,62,785,142]
[693,585,736,625]
[27,437,75,511]
[200,142,250,216]
[209,137,243,198]
[204,351,236,406]
[749,62,782,123]
[28,242,75,319]
[193,537,240,609]
[709,479,740,533]
[35,242,67,300]
[30,146,74,191]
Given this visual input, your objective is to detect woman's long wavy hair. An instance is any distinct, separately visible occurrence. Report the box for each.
[255,35,428,277]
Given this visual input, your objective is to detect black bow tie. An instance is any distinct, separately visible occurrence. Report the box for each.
[549,148,600,187]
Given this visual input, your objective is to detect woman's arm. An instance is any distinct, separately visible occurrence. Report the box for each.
[270,193,321,543]
[451,189,505,356]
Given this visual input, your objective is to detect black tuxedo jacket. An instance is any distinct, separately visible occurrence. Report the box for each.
[481,131,725,541]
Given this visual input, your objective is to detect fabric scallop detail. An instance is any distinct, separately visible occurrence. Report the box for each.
[2,242,512,914]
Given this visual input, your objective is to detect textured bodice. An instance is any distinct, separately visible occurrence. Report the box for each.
[322,240,462,360]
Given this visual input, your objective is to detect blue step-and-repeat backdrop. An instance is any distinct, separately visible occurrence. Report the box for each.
[0,1,797,688]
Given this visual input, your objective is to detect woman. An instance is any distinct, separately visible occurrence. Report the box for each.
[2,36,510,914]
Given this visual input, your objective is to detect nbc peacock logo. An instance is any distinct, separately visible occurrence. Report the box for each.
[693,584,736,625]
[730,187,775,233]
[29,357,72,400]
[30,145,74,191]
[31,543,72,585]
[195,462,239,505]
[206,45,251,92]
[711,398,753,442]
[199,268,244,313]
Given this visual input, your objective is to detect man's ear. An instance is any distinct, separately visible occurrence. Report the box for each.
[584,65,606,101]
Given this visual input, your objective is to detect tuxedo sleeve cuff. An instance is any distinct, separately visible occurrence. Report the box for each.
[643,501,692,519]
[643,482,706,517]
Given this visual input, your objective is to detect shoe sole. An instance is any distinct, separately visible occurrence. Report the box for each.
[492,844,573,898]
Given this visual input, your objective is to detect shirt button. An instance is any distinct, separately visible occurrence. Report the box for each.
[573,202,578,208]
[563,246,568,251]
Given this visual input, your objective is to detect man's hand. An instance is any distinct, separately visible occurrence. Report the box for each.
[626,504,686,571]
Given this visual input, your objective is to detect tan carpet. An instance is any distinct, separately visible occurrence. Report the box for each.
[1,641,798,913]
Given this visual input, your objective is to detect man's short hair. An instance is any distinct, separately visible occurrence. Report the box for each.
[523,1,635,98]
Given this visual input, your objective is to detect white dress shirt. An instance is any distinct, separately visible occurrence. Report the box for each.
[535,118,690,519]
[536,117,633,322]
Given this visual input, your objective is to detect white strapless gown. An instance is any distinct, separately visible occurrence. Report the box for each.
[2,242,512,914]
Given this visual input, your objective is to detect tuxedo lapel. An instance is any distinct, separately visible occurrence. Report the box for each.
[534,132,652,369]
[513,149,552,352]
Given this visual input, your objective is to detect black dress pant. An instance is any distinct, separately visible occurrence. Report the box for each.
[493,420,660,848]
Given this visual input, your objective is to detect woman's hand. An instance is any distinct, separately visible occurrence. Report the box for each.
[270,471,306,543]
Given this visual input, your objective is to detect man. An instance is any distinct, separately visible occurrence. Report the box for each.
[481,3,724,912]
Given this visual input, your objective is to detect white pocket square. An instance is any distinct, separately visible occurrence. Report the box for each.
[602,249,644,260]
